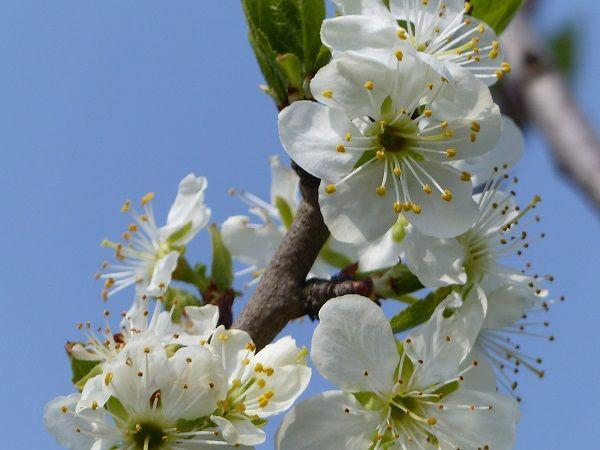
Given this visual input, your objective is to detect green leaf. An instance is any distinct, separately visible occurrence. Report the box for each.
[296,0,326,73]
[209,224,233,290]
[274,195,295,229]
[73,361,102,391]
[470,0,524,34]
[277,53,303,90]
[248,27,289,106]
[549,25,578,78]
[172,257,209,292]
[164,287,203,322]
[390,286,452,333]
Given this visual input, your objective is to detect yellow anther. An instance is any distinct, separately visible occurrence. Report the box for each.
[379,120,388,129]
[336,144,346,153]
[393,202,402,214]
[322,90,333,98]
[465,1,472,13]
[376,150,386,160]
[421,0,428,5]
[61,406,68,413]
[235,403,246,413]
[218,332,229,341]
[477,24,485,34]
[345,133,352,142]
[245,342,256,351]
[242,358,250,366]
[440,121,449,129]
[411,203,422,214]
[254,363,264,373]
[470,132,478,142]
[265,368,274,376]
[139,214,148,222]
[444,129,454,137]
[501,62,512,73]
[445,148,457,158]
[395,50,404,61]
[471,121,481,133]
[492,40,500,50]
[363,80,375,91]
[257,378,266,388]
[141,192,154,206]
[121,200,131,213]
[397,29,408,40]
[441,189,453,202]
[428,417,437,426]
[104,278,115,289]
[393,167,402,177]
[143,346,151,354]
[423,184,433,195]
[426,82,434,90]
[488,49,499,60]
[460,171,472,182]
[376,186,387,197]
[91,401,98,411]
[258,397,269,408]
[325,184,336,194]
[495,70,504,80]
[264,390,275,399]
[232,379,242,388]
[402,202,412,212]
[423,109,433,117]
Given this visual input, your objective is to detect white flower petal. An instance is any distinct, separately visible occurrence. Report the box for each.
[406,287,486,387]
[146,250,179,295]
[278,101,362,180]
[401,224,467,287]
[276,390,381,450]
[460,349,498,393]
[405,162,479,238]
[312,295,399,393]
[161,173,211,245]
[210,326,256,384]
[482,284,536,330]
[252,336,302,369]
[269,155,299,210]
[357,225,403,272]
[181,304,220,339]
[319,159,399,243]
[77,373,111,413]
[321,15,397,57]
[161,346,228,421]
[221,215,283,270]
[432,390,519,450]
[211,416,266,446]
[333,0,391,16]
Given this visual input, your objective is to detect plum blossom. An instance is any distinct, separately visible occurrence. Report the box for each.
[276,294,519,449]
[99,173,211,299]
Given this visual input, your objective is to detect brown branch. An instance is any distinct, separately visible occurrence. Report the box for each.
[501,13,600,211]
[304,277,375,320]
[233,164,331,349]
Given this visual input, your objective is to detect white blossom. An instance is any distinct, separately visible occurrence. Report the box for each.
[99,174,211,299]
[277,294,519,449]
[279,48,501,242]
[325,0,510,85]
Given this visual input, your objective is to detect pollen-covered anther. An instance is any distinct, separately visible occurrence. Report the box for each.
[471,121,481,133]
[427,417,437,426]
[376,150,386,160]
[441,189,453,202]
[322,90,333,98]
[393,202,402,214]
[345,133,352,142]
[325,184,336,194]
[411,203,422,214]
[423,109,433,118]
[375,186,387,197]
[363,80,375,91]
[445,129,454,137]
[460,171,472,182]
[394,167,402,177]
[141,192,155,206]
[121,200,131,213]
[427,82,434,90]
[445,148,457,158]
[423,184,433,195]
[395,50,404,61]
[336,144,346,153]
[397,29,408,40]
[502,62,512,73]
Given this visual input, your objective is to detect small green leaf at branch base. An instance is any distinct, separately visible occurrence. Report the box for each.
[71,358,102,391]
[164,288,203,322]
[390,286,453,333]
[274,195,295,229]
[470,0,524,34]
[372,263,424,301]
[209,224,234,291]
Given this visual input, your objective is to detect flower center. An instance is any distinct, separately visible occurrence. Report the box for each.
[379,127,409,155]
[130,421,167,450]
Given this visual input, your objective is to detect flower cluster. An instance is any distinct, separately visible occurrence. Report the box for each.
[46,1,560,449]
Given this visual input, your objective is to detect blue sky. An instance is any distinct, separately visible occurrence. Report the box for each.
[1,1,598,448]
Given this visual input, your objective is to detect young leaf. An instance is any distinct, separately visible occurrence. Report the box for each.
[470,0,524,34]
[390,287,452,333]
[296,0,326,73]
[164,288,203,322]
[277,53,304,90]
[209,224,233,291]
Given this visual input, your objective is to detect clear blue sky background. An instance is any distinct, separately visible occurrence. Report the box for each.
[1,1,598,448]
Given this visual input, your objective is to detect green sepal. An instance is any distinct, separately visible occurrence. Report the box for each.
[390,286,453,333]
[313,45,332,73]
[354,149,378,168]
[175,416,210,433]
[353,392,385,411]
[274,195,295,230]
[164,287,203,322]
[380,95,394,118]
[209,224,234,291]
[470,0,525,35]
[432,380,460,397]
[277,53,303,90]
[172,257,209,292]
[371,263,424,301]
[106,396,129,423]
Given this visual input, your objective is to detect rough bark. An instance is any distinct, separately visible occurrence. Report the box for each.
[502,14,600,211]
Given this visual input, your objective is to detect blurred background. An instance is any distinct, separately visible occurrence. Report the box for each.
[0,0,598,448]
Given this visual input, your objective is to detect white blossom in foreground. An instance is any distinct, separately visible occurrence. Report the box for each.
[277,294,519,450]
[222,155,358,281]
[324,0,510,85]
[99,173,211,299]
[402,178,552,389]
[47,325,310,449]
[279,49,501,242]
[74,303,220,412]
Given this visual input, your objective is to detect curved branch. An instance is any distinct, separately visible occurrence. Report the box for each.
[502,14,600,211]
